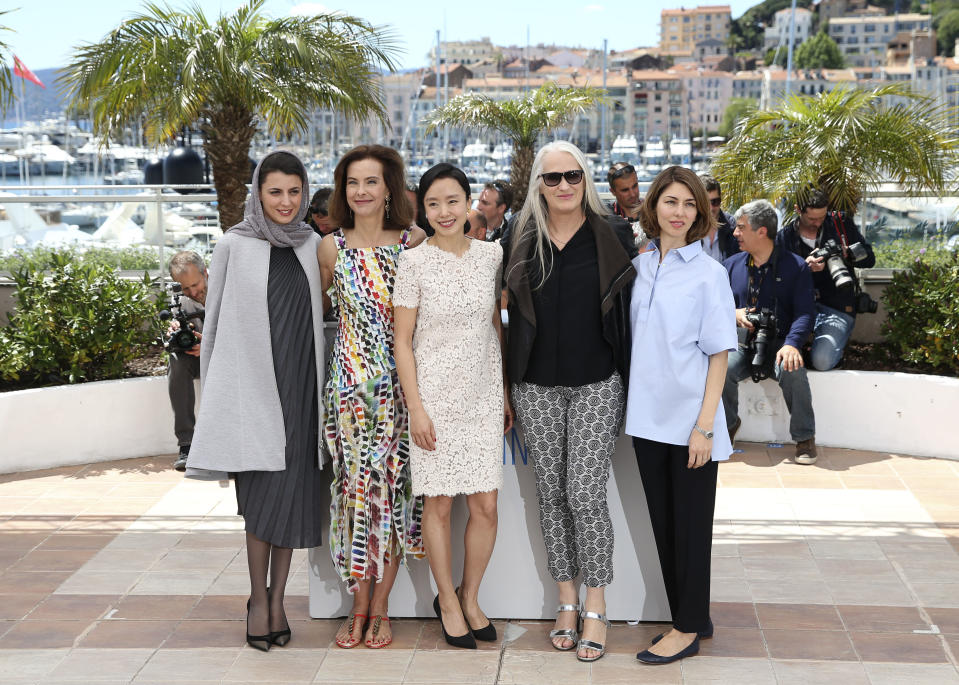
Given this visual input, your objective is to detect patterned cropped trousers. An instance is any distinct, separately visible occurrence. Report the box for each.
[512,372,624,587]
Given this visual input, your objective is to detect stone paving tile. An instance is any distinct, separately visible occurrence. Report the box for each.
[0,648,69,681]
[754,602,843,630]
[0,620,91,649]
[762,628,857,661]
[770,659,870,685]
[0,594,45,620]
[862,662,959,684]
[837,604,930,633]
[134,647,240,681]
[222,648,326,682]
[78,619,178,648]
[678,656,776,683]
[24,594,117,621]
[109,594,198,620]
[44,648,154,682]
[0,571,71,594]
[848,631,949,663]
[697,627,767,658]
[313,648,414,682]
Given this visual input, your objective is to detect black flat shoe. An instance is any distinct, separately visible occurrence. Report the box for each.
[651,617,713,645]
[246,597,271,652]
[637,636,699,664]
[433,594,476,649]
[454,587,496,642]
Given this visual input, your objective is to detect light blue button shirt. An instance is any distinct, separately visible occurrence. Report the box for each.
[625,240,738,461]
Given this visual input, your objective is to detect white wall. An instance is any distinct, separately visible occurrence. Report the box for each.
[308,430,672,621]
[737,371,959,460]
[0,376,178,474]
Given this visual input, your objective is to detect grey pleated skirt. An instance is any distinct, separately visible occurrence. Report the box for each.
[235,246,323,549]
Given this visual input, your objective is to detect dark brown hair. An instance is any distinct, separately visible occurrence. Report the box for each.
[328,145,413,231]
[638,165,715,244]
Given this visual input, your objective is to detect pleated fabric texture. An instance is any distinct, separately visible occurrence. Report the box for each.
[235,246,323,549]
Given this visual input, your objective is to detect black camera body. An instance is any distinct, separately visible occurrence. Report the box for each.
[745,308,778,382]
[809,238,854,292]
[855,290,879,314]
[809,239,877,314]
[160,283,201,354]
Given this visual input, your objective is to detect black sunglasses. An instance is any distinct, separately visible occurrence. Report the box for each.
[709,197,722,207]
[608,164,635,182]
[539,170,585,187]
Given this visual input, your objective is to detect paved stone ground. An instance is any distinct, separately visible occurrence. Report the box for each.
[1,442,958,683]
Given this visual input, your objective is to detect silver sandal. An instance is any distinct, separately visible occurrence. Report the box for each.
[548,603,580,651]
[577,610,610,662]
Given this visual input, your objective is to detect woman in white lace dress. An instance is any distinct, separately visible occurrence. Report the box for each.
[394,163,513,650]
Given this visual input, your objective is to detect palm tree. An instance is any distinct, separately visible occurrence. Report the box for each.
[0,11,16,115]
[711,83,959,214]
[423,83,608,210]
[62,0,398,229]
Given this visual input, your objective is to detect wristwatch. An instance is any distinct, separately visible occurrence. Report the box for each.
[693,424,714,439]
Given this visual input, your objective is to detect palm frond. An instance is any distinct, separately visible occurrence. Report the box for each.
[712,83,959,215]
[423,83,608,147]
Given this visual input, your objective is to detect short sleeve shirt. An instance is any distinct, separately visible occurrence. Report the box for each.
[625,240,738,461]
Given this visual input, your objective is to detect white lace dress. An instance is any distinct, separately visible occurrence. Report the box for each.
[393,239,504,497]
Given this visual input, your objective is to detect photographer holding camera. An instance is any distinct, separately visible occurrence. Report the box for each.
[165,251,207,471]
[723,200,819,465]
[778,189,876,371]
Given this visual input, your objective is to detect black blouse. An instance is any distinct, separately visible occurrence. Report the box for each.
[524,221,615,387]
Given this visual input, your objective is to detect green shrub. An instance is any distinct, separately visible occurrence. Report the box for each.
[872,238,956,270]
[881,251,959,375]
[0,245,162,273]
[0,251,164,388]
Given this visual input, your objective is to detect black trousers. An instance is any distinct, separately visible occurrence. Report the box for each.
[632,437,717,634]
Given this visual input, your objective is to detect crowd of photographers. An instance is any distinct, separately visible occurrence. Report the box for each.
[162,169,875,470]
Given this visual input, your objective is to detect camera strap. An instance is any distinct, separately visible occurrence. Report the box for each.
[746,246,780,333]
[830,211,864,296]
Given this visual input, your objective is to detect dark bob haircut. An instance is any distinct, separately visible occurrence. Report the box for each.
[417,163,472,235]
[328,145,413,231]
[256,151,306,188]
[638,165,715,244]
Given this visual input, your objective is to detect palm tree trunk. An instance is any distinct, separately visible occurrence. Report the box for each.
[510,142,535,212]
[202,105,258,230]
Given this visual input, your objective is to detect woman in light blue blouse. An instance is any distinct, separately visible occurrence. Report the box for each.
[625,166,737,665]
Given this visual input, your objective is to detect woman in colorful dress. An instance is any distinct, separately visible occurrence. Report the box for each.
[318,145,427,649]
[393,163,513,649]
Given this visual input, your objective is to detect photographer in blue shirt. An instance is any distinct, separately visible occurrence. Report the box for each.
[723,200,819,465]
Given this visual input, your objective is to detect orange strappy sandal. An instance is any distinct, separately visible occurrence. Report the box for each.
[365,615,392,649]
[335,612,367,649]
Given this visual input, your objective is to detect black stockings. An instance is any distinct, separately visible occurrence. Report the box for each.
[246,531,294,634]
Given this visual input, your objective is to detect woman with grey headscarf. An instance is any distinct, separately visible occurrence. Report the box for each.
[186,151,326,652]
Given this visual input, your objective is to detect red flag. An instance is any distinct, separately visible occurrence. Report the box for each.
[13,55,45,89]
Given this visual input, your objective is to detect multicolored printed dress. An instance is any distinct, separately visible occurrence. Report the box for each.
[325,228,424,592]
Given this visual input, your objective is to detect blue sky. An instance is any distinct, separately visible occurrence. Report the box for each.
[6,0,758,73]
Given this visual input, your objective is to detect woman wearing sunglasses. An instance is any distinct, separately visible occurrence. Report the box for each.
[503,141,636,662]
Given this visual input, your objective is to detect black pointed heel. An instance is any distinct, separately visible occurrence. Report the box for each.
[433,594,476,649]
[246,597,271,652]
[455,586,496,642]
[269,628,291,647]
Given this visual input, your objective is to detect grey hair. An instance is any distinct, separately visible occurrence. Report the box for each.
[511,141,608,288]
[734,199,779,241]
[168,250,206,278]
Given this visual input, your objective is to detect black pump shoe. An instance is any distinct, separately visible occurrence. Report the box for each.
[433,594,476,649]
[246,597,271,652]
[455,587,496,642]
[651,617,713,645]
